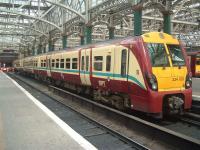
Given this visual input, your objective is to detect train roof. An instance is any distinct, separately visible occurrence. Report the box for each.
[30,36,138,57]
[23,32,178,58]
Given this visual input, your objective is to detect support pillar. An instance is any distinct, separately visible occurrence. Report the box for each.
[108,27,115,39]
[163,13,171,34]
[43,46,46,53]
[32,47,35,56]
[37,44,42,54]
[48,40,54,51]
[62,35,67,49]
[84,25,92,44]
[134,10,142,36]
[24,47,27,57]
[27,46,31,56]
[48,40,51,52]
[52,44,55,51]
[80,35,84,45]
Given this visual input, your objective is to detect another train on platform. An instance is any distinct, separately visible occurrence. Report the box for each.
[13,32,192,118]
[187,51,200,77]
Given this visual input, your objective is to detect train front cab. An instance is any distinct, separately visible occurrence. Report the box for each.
[142,32,192,117]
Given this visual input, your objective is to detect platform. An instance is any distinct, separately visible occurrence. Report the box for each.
[0,71,96,150]
[192,78,200,101]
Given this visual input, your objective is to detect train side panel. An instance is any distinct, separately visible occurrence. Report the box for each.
[91,45,115,91]
[62,51,80,85]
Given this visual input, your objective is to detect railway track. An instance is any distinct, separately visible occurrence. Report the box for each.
[179,115,200,128]
[179,112,200,128]
[191,99,200,114]
[8,72,200,150]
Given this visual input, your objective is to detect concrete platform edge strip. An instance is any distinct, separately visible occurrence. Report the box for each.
[192,95,200,101]
[3,72,97,150]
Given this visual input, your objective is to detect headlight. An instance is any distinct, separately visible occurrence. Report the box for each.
[146,73,158,91]
[152,83,158,90]
[185,74,192,89]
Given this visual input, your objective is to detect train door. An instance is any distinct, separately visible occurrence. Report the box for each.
[80,49,91,86]
[47,55,51,77]
[112,46,129,91]
[121,48,129,82]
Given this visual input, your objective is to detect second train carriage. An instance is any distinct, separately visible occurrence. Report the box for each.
[187,51,200,77]
[14,32,192,118]
[196,57,200,76]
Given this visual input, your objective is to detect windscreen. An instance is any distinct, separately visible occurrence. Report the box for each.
[167,45,185,66]
[146,43,170,67]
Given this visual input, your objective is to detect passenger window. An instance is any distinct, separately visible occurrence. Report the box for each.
[43,60,46,67]
[72,58,78,69]
[81,56,85,70]
[66,58,70,69]
[86,56,89,71]
[60,59,64,68]
[41,60,43,67]
[121,49,127,77]
[52,59,55,68]
[56,59,59,68]
[106,55,111,72]
[94,56,103,71]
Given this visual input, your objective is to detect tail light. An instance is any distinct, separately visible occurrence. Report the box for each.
[146,73,158,91]
[185,73,192,89]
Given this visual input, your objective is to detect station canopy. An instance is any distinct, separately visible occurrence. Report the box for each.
[0,0,199,54]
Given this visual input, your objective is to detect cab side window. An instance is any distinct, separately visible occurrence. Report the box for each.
[106,55,111,72]
[81,56,85,70]
[121,49,127,77]
[86,56,89,71]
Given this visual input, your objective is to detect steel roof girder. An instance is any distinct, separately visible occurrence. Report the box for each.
[44,0,86,22]
[0,21,47,37]
[0,40,27,46]
[142,16,199,26]
[0,8,62,32]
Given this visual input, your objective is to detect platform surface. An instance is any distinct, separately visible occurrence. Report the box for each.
[192,78,200,101]
[192,78,200,95]
[0,71,96,150]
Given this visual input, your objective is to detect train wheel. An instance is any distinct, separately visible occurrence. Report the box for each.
[110,95,125,110]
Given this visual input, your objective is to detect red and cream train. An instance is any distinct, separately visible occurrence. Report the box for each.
[187,51,200,77]
[13,32,192,118]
